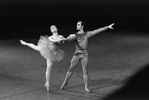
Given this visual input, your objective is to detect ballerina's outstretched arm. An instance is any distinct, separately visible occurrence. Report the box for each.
[52,38,67,43]
[49,35,67,43]
[20,40,41,51]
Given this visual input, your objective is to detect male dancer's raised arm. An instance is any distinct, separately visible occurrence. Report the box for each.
[87,23,114,38]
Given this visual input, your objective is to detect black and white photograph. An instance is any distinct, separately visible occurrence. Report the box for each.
[0,0,149,100]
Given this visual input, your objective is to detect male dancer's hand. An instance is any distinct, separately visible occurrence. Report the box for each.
[54,38,67,43]
[108,23,115,29]
[62,38,67,43]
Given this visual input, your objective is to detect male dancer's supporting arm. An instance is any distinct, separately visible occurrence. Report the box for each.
[87,23,114,38]
[65,34,76,41]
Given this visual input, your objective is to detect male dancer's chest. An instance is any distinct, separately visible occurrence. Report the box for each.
[76,32,88,43]
[75,32,89,50]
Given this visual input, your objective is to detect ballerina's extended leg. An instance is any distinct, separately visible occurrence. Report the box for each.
[20,40,40,51]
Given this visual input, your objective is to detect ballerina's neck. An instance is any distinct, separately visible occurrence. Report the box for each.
[51,34,60,40]
[53,32,59,36]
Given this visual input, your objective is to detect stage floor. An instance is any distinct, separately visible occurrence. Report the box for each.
[0,32,149,100]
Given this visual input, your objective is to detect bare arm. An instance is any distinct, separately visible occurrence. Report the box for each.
[56,35,67,43]
[66,34,76,41]
[20,40,41,51]
[48,35,67,43]
[87,23,114,38]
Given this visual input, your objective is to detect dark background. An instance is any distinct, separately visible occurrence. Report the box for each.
[0,1,149,100]
[1,0,149,38]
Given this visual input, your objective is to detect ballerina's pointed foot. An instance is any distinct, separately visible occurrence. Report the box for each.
[60,82,68,90]
[45,83,50,92]
[85,88,91,93]
[20,40,26,45]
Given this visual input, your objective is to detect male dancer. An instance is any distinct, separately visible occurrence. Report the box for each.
[61,21,114,93]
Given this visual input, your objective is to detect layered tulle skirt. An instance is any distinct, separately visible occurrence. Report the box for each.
[37,35,65,62]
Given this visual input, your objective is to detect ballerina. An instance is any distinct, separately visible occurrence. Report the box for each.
[20,25,66,92]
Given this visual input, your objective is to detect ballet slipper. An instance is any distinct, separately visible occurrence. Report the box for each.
[85,88,91,93]
[44,83,50,92]
[20,40,27,45]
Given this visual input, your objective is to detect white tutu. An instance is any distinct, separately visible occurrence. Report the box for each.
[37,35,65,62]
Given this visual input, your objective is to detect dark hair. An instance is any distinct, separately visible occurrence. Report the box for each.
[50,25,57,29]
[78,20,85,26]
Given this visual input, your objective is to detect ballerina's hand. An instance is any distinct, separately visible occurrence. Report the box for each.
[20,40,27,45]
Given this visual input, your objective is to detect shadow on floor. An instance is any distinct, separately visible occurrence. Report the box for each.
[103,64,149,100]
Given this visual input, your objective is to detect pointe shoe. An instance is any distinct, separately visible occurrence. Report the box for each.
[85,88,91,93]
[20,40,27,45]
[60,82,68,90]
[45,83,50,92]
